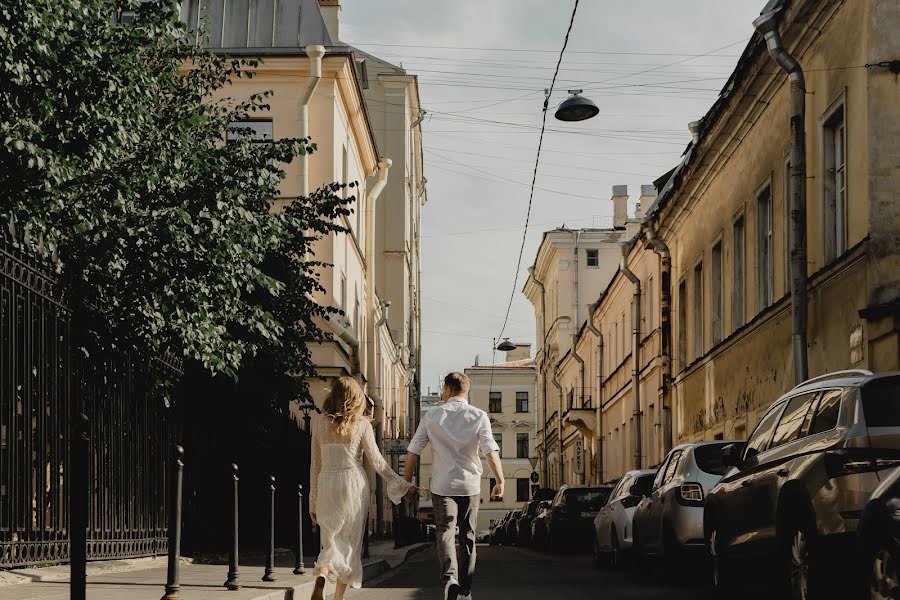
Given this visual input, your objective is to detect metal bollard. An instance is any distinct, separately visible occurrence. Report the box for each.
[293,484,306,574]
[161,445,185,600]
[225,464,240,590]
[262,475,277,582]
[70,414,90,600]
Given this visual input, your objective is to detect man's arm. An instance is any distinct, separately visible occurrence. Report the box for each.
[403,452,419,484]
[485,451,504,500]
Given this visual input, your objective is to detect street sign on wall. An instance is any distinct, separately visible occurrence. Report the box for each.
[574,438,584,475]
[385,439,408,456]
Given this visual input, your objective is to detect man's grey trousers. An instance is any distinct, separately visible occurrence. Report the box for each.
[432,493,479,594]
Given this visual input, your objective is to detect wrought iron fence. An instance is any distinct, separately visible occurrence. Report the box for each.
[0,232,175,567]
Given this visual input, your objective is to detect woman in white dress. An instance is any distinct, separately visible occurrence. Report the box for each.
[309,376,415,600]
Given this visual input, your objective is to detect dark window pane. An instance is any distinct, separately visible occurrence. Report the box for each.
[489,392,502,413]
[662,450,682,484]
[516,391,529,412]
[809,390,842,435]
[771,393,818,448]
[746,403,784,456]
[517,479,529,502]
[693,443,732,475]
[862,377,900,427]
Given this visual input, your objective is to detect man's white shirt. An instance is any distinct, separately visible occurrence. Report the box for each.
[407,396,499,497]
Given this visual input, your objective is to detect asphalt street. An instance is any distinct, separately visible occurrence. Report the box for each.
[344,544,713,600]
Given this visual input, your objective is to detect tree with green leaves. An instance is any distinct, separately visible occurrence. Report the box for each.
[0,0,353,401]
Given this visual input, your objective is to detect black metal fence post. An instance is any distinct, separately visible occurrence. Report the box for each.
[70,414,89,600]
[293,484,306,574]
[161,446,184,600]
[262,475,276,582]
[225,464,240,590]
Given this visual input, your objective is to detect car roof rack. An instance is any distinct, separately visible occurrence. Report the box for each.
[791,369,874,390]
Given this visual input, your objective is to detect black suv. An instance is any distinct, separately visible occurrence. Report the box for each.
[705,370,900,599]
[545,484,613,552]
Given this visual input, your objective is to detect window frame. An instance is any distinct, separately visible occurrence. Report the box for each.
[756,180,774,311]
[489,391,502,413]
[692,259,704,360]
[516,432,529,459]
[517,478,530,502]
[586,248,600,268]
[493,433,503,458]
[743,400,788,460]
[770,392,819,449]
[516,391,529,413]
[820,90,848,264]
[678,277,687,370]
[732,211,746,331]
[806,388,844,436]
[711,239,724,345]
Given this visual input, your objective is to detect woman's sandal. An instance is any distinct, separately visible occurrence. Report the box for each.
[311,575,327,600]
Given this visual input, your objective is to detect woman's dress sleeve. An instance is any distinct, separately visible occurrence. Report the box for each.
[360,422,414,505]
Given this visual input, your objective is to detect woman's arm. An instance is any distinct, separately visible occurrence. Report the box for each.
[360,422,415,503]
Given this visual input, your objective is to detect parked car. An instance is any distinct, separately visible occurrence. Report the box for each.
[705,370,900,599]
[593,469,656,568]
[859,464,900,600]
[545,485,613,552]
[490,513,508,545]
[516,500,542,546]
[531,500,553,548]
[500,509,522,545]
[633,441,743,570]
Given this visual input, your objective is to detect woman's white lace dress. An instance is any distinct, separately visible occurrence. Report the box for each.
[309,415,412,588]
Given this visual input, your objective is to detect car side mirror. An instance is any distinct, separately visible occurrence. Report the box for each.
[722,443,745,468]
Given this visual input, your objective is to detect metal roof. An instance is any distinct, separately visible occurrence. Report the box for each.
[180,0,333,51]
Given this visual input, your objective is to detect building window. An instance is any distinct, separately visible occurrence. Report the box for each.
[757,185,774,311]
[693,262,704,359]
[516,392,528,413]
[646,276,654,332]
[567,389,574,410]
[489,392,502,413]
[516,433,529,459]
[784,159,792,294]
[823,104,847,263]
[732,215,746,331]
[226,120,273,144]
[586,249,599,268]
[489,478,501,501]
[516,478,529,501]
[493,433,503,458]
[711,242,723,345]
[340,274,347,310]
[678,279,687,369]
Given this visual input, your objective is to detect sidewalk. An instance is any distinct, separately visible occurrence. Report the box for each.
[0,542,429,600]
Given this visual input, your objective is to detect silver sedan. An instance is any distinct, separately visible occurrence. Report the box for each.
[593,469,657,568]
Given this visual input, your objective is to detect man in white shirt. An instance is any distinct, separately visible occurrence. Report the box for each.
[405,372,503,600]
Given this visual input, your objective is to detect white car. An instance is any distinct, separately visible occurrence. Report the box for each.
[593,469,657,568]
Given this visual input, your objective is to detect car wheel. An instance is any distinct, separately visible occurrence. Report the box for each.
[708,523,729,595]
[784,516,817,600]
[870,546,899,600]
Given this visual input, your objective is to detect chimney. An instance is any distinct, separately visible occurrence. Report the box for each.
[637,184,656,220]
[688,120,701,144]
[319,0,341,41]
[612,185,628,229]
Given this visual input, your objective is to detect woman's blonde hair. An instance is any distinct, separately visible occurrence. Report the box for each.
[322,376,367,436]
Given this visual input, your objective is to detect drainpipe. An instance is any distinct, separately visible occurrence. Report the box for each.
[570,231,581,329]
[619,243,642,470]
[753,3,809,384]
[586,303,604,484]
[571,335,586,484]
[372,300,391,537]
[642,222,673,454]
[300,45,325,197]
[529,267,550,486]
[551,373,564,486]
[365,159,393,391]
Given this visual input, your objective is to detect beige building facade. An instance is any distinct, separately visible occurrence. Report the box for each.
[465,345,538,532]
[527,0,899,489]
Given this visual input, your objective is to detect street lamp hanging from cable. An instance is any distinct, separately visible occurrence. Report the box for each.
[555,89,599,122]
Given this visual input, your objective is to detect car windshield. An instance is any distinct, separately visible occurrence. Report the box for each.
[693,443,732,475]
[862,377,900,427]
[564,488,610,509]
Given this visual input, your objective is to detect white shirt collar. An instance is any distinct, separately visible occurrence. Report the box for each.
[446,396,469,404]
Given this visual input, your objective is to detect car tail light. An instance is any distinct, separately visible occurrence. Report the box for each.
[676,483,704,507]
[622,495,641,509]
[824,449,900,478]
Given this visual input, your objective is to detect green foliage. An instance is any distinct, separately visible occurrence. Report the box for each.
[0,0,354,400]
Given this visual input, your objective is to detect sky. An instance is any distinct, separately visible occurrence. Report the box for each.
[340,0,764,395]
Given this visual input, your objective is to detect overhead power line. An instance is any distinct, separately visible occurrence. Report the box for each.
[349,41,742,58]
[494,0,582,346]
